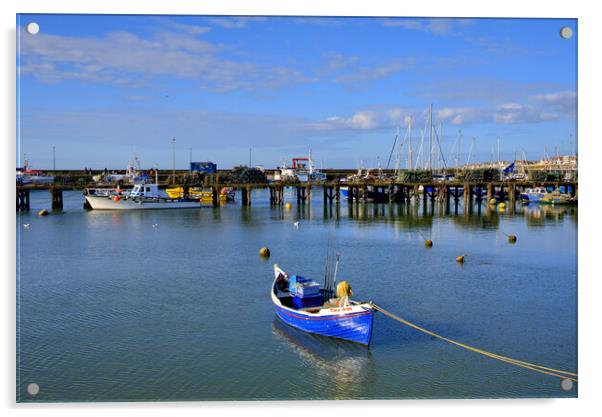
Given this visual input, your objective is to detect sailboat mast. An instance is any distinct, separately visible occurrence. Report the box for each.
[467,138,475,165]
[428,104,433,171]
[394,126,401,174]
[407,116,413,171]
[437,121,445,169]
[497,137,501,165]
[418,128,425,169]
[456,130,462,173]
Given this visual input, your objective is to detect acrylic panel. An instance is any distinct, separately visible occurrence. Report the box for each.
[16,14,578,402]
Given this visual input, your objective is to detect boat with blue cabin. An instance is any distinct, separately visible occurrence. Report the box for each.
[271,264,375,346]
[520,187,548,203]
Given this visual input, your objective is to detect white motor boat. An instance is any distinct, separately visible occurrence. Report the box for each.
[84,183,203,210]
[274,149,327,183]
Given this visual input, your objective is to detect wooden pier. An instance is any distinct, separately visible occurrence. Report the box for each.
[15,172,577,212]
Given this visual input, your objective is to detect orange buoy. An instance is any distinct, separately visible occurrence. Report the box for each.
[113,195,120,202]
[456,255,465,263]
[508,234,517,243]
[259,247,270,257]
[425,239,433,247]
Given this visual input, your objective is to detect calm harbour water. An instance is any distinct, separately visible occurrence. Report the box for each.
[16,189,577,401]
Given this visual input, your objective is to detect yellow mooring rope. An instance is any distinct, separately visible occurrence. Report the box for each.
[372,304,578,382]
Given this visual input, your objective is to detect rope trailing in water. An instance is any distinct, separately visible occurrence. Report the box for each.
[372,303,577,382]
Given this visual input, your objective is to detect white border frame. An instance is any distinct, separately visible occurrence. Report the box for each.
[3,1,600,416]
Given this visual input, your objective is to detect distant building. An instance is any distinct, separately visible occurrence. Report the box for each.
[458,155,578,181]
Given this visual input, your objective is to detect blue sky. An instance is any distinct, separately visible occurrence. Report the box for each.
[17,14,577,169]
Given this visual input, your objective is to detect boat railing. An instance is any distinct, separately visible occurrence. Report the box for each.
[84,188,129,197]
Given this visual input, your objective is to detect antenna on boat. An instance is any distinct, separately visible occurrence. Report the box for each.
[332,253,340,296]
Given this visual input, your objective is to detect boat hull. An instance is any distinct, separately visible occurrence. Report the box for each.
[540,198,577,205]
[273,304,374,346]
[84,195,203,210]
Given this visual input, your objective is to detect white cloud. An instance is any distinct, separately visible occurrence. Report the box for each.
[437,107,483,125]
[160,21,212,35]
[18,27,308,92]
[334,58,415,83]
[381,18,466,35]
[493,103,558,124]
[207,16,267,29]
[314,108,410,131]
[532,91,577,114]
[410,79,565,102]
[317,98,569,132]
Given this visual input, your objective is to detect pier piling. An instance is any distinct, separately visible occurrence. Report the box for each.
[241,186,252,206]
[17,189,30,211]
[486,183,494,202]
[509,184,516,205]
[51,188,63,211]
[211,186,219,207]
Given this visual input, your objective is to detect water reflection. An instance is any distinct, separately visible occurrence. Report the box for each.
[305,201,577,231]
[271,318,376,398]
[521,204,578,227]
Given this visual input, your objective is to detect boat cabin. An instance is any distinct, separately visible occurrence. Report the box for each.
[129,183,162,199]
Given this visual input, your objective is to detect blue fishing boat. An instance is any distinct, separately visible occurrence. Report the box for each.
[271,264,375,346]
[520,187,547,203]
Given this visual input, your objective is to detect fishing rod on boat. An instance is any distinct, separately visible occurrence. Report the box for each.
[323,251,330,302]
[323,232,334,302]
[331,253,340,299]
